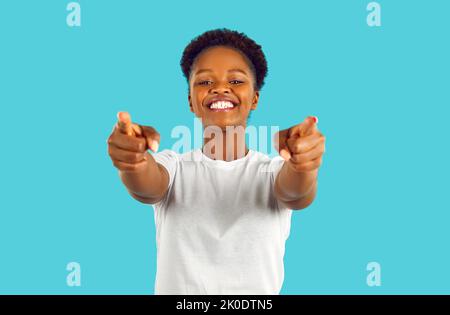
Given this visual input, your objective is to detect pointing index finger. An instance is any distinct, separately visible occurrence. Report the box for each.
[117,111,134,136]
[299,116,318,137]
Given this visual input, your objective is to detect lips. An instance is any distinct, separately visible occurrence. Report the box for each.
[204,96,239,108]
[208,101,236,112]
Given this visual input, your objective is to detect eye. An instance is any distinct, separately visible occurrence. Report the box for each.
[230,80,244,84]
[197,80,212,86]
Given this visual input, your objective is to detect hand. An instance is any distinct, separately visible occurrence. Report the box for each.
[107,111,160,172]
[274,116,326,173]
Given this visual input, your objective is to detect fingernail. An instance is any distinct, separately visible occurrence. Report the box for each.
[311,116,318,124]
[280,149,291,161]
[151,141,159,152]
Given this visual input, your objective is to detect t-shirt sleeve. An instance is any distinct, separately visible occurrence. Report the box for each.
[152,149,178,194]
[268,156,292,211]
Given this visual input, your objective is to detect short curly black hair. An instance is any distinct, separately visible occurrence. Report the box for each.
[180,28,268,91]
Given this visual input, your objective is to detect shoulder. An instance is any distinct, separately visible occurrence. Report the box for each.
[153,149,195,161]
[250,150,285,170]
[152,149,202,165]
[152,149,179,159]
[246,150,286,183]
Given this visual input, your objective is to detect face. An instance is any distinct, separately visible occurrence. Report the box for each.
[188,46,259,129]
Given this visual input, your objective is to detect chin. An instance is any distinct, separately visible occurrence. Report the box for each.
[212,118,245,128]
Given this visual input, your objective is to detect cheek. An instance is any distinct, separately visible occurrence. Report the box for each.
[236,86,254,98]
[191,89,206,107]
[239,92,254,107]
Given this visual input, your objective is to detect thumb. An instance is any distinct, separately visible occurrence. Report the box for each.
[117,111,134,136]
[274,128,291,161]
[146,137,159,153]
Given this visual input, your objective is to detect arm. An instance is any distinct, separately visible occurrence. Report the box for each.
[274,164,318,210]
[273,116,325,210]
[120,154,169,204]
[108,111,169,205]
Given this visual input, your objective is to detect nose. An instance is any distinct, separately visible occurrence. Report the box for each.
[210,84,231,94]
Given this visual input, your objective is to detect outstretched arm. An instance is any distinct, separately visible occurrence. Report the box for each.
[107,111,169,204]
[273,116,326,210]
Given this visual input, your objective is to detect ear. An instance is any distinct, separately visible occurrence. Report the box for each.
[250,91,259,110]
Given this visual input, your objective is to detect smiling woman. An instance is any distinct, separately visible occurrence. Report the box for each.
[107,28,326,295]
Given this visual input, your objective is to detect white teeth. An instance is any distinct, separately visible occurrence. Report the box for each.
[209,101,235,109]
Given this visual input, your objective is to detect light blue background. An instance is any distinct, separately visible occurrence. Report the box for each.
[0,0,449,294]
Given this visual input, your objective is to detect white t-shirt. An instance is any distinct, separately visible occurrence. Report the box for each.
[151,148,293,295]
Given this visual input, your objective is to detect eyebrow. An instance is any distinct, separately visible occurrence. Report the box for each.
[194,68,248,76]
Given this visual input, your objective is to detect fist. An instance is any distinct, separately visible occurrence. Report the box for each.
[274,116,326,173]
[107,111,160,172]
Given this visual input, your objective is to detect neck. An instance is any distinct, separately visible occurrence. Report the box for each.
[202,124,248,161]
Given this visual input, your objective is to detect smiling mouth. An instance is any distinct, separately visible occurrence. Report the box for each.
[207,101,238,112]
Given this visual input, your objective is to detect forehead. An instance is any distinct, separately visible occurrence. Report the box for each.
[191,46,252,74]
